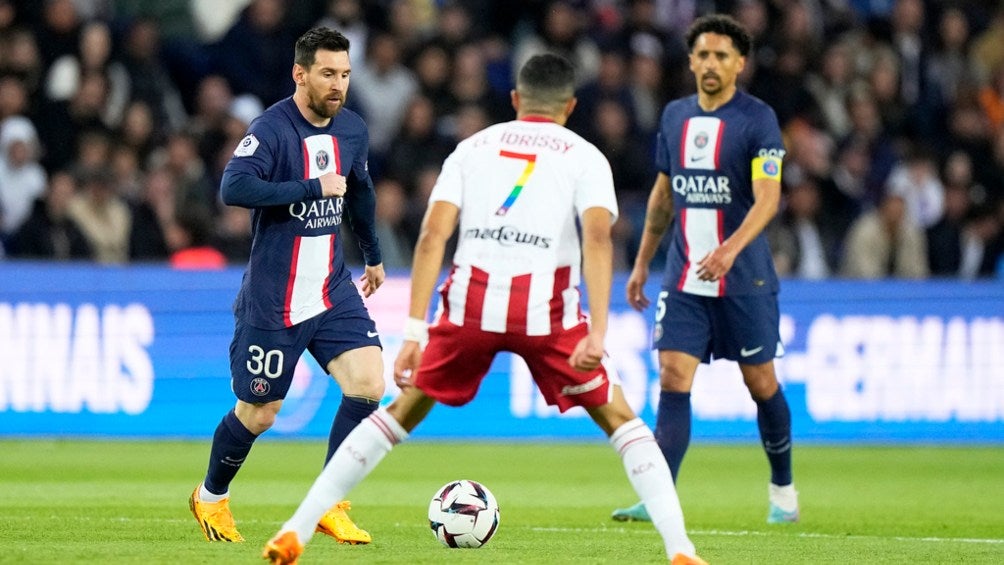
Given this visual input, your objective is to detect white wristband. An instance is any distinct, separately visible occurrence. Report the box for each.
[403,317,429,345]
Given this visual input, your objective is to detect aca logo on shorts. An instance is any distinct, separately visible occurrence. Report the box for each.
[762,158,779,176]
[250,377,270,396]
[316,150,329,170]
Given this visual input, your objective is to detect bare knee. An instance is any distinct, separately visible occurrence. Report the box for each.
[741,363,779,401]
[234,400,280,435]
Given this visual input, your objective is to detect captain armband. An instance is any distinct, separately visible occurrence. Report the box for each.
[751,155,783,182]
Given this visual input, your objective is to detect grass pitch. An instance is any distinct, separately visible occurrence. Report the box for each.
[1,439,1001,564]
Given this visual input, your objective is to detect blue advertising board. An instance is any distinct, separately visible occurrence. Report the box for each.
[1,262,1002,443]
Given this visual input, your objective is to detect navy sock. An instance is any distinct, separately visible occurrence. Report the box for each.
[325,395,379,464]
[756,388,793,486]
[654,391,691,482]
[204,410,258,495]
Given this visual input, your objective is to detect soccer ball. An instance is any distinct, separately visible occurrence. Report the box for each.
[428,479,500,548]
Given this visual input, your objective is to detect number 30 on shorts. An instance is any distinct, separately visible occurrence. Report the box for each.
[246,345,284,379]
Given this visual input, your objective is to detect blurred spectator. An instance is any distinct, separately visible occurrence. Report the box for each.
[805,41,854,140]
[0,115,46,240]
[969,5,1004,83]
[449,102,491,145]
[349,31,418,168]
[446,43,510,126]
[409,42,454,117]
[211,0,298,108]
[627,35,671,136]
[212,203,252,265]
[840,191,928,279]
[43,19,129,128]
[926,181,971,277]
[958,205,1002,280]
[32,0,79,69]
[0,76,29,122]
[148,130,216,216]
[569,49,637,141]
[128,166,175,262]
[768,178,844,279]
[841,85,900,208]
[926,6,976,114]
[119,17,187,134]
[109,142,143,201]
[116,99,159,165]
[188,74,234,178]
[316,0,369,66]
[71,128,112,175]
[384,95,451,193]
[168,205,226,270]
[1,26,44,97]
[884,147,944,229]
[977,64,1004,132]
[511,0,601,88]
[35,71,112,171]
[67,167,131,264]
[372,177,412,270]
[8,169,90,259]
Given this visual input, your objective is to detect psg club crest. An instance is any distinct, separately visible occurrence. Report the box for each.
[316,150,330,170]
[694,132,709,149]
[250,377,270,396]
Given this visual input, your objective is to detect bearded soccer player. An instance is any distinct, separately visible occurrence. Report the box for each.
[189,27,385,545]
[262,53,706,565]
[611,14,799,524]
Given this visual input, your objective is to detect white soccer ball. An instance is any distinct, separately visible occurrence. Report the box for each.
[428,479,500,548]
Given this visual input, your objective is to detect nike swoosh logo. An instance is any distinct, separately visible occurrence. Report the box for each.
[689,155,705,162]
[740,346,764,357]
[367,331,379,338]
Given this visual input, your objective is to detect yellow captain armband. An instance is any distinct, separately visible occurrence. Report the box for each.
[752,155,783,181]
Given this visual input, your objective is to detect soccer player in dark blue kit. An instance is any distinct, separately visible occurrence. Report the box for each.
[612,14,799,524]
[189,27,385,544]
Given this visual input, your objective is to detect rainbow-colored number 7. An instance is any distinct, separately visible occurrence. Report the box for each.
[495,150,537,216]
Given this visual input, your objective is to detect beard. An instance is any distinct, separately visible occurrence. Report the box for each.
[307,90,346,119]
[699,74,723,96]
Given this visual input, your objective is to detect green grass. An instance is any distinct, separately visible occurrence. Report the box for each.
[1,440,1002,564]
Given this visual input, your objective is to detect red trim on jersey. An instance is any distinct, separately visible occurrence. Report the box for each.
[519,115,556,123]
[507,273,532,333]
[330,135,342,174]
[438,267,457,321]
[716,209,726,295]
[499,149,537,161]
[676,210,690,291]
[712,120,725,169]
[549,265,571,333]
[283,236,302,327]
[301,140,310,178]
[464,266,489,327]
[679,118,691,167]
[322,235,336,309]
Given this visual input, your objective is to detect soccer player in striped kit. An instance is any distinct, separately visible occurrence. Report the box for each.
[263,53,706,565]
[611,14,799,524]
[189,27,383,545]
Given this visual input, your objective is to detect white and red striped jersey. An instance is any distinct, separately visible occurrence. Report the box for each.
[429,116,618,336]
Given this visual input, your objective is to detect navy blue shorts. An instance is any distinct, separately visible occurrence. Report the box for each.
[652,289,781,364]
[229,284,381,403]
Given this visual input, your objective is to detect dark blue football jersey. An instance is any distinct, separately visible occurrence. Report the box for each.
[654,90,784,296]
[221,97,381,329]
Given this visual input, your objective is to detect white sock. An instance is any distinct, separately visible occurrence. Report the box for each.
[282,409,408,543]
[769,482,799,512]
[610,418,696,558]
[198,483,227,503]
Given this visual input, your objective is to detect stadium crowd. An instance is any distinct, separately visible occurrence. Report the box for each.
[0,0,1002,278]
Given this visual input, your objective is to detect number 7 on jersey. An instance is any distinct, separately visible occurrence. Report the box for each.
[495,150,537,216]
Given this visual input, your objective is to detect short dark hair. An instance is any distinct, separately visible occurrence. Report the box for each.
[294,27,351,68]
[516,53,576,111]
[685,14,752,56]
